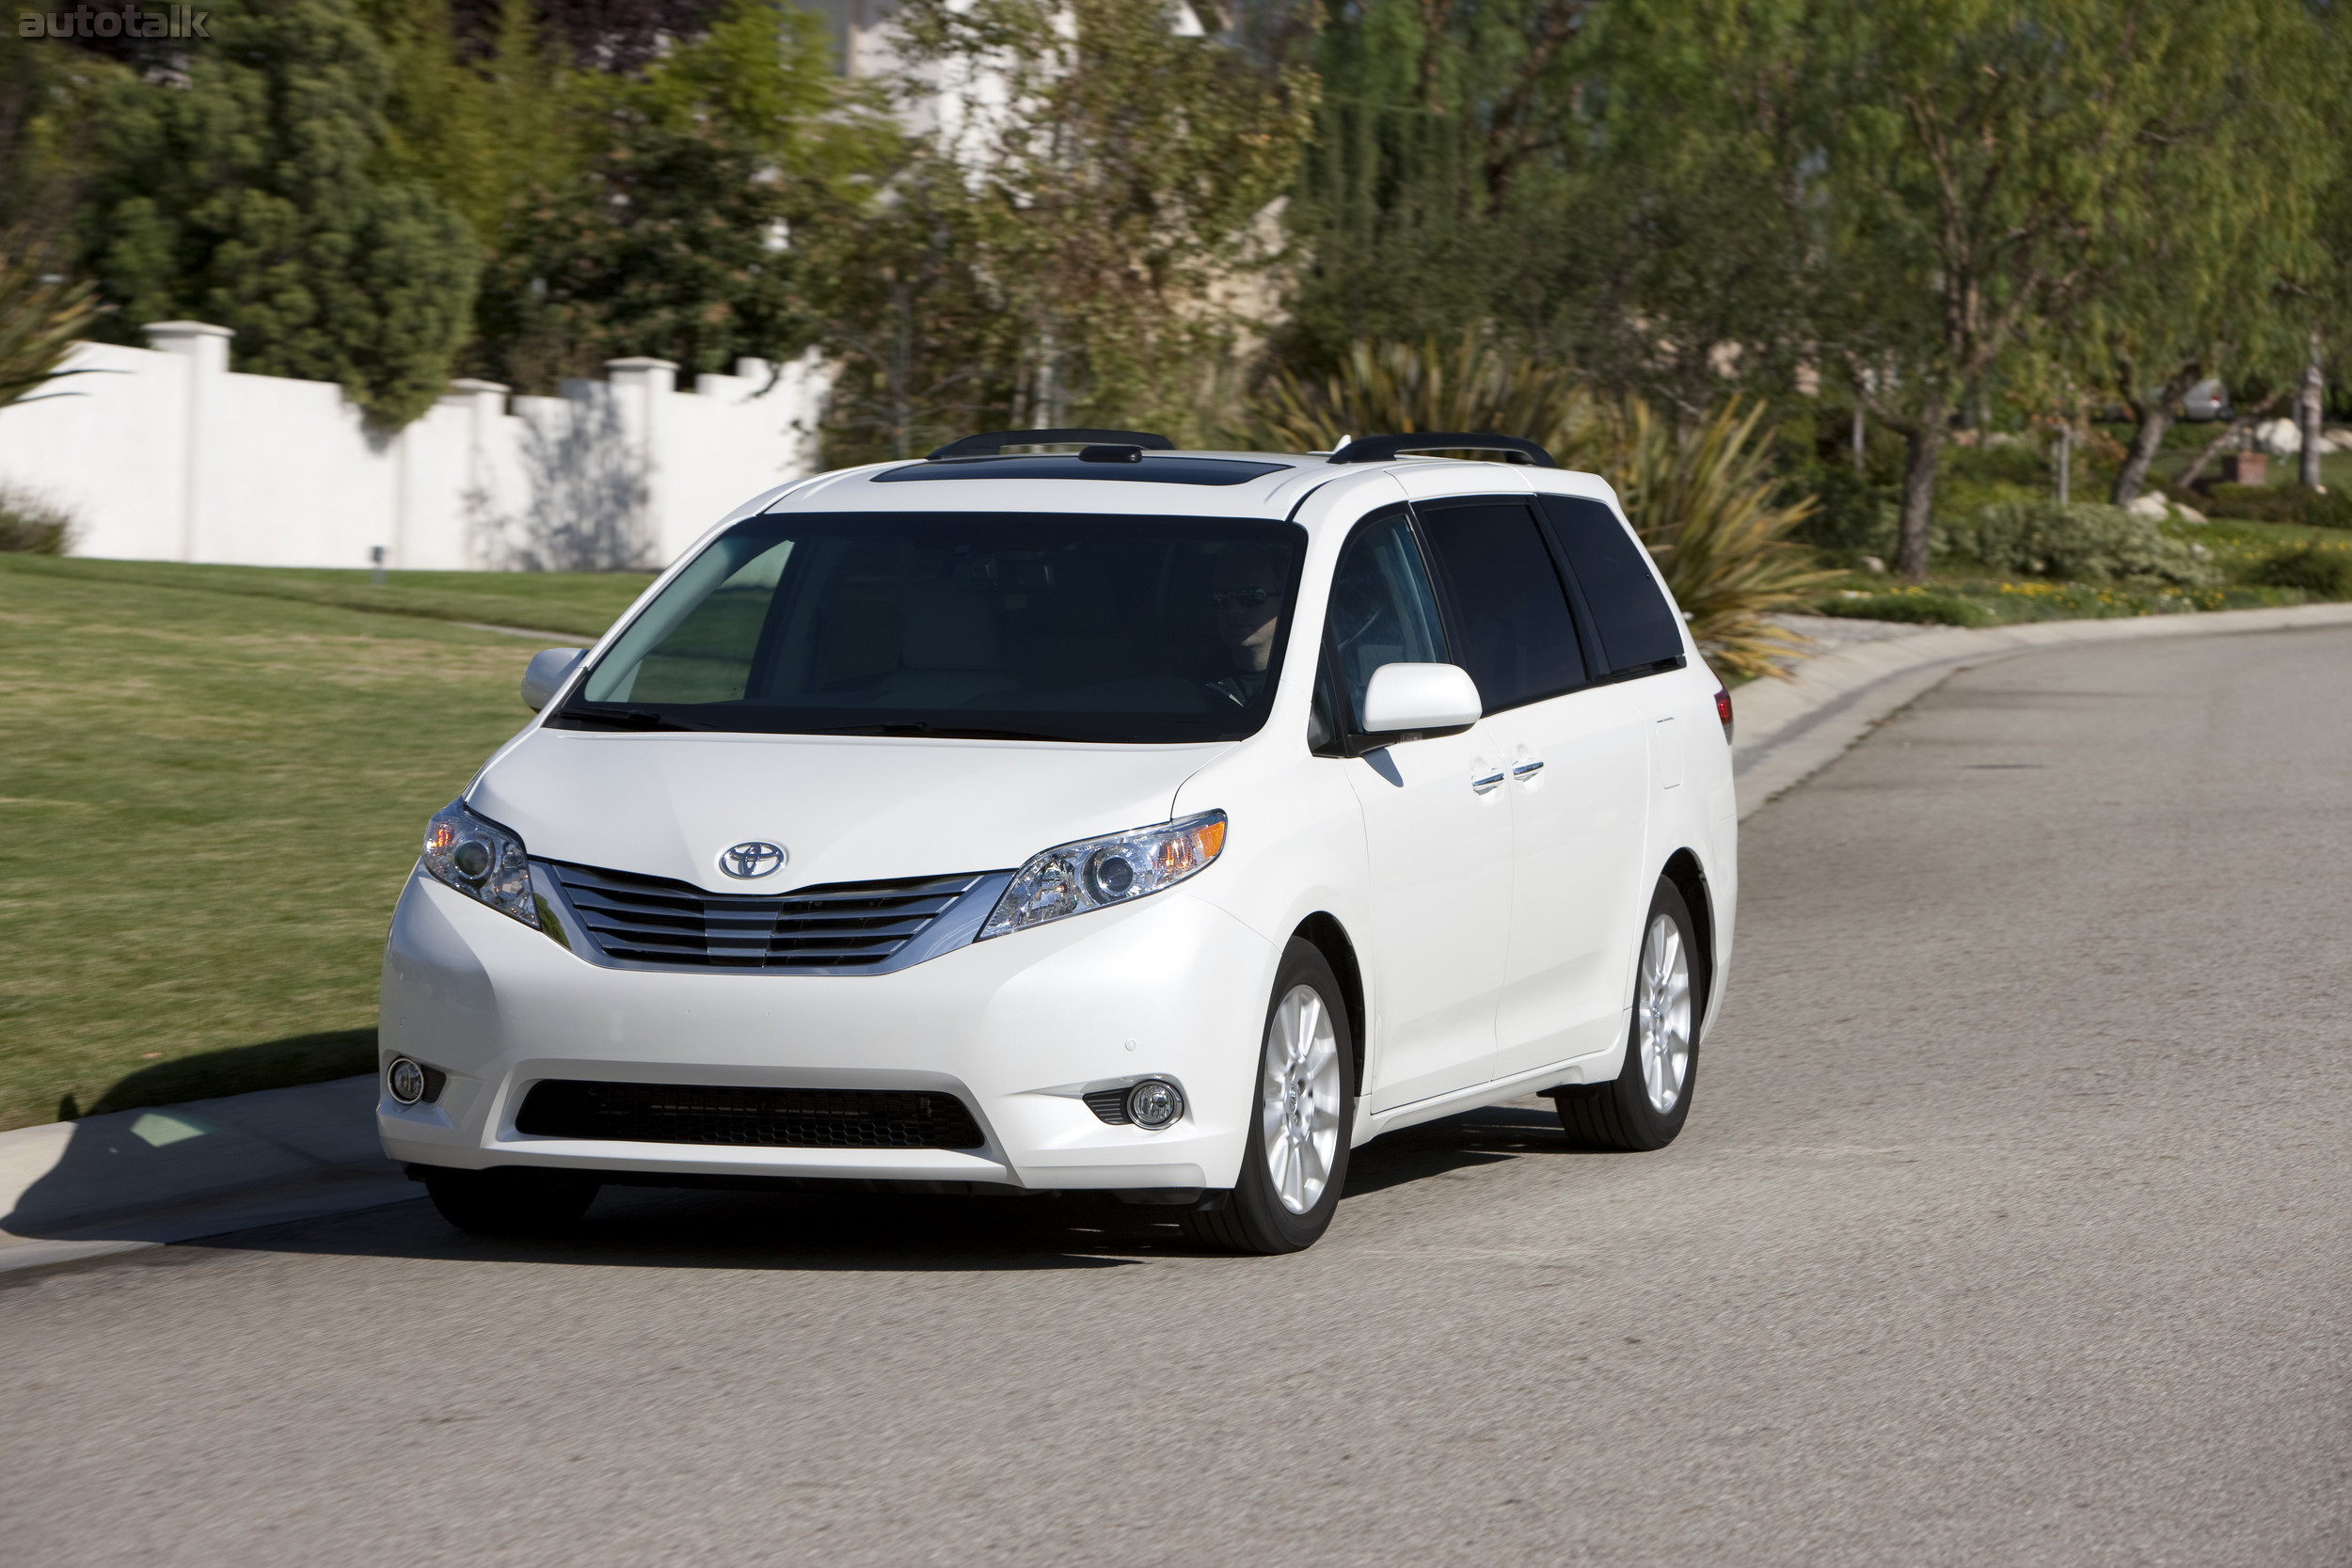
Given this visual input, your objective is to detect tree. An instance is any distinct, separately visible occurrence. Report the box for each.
[468,0,878,392]
[2048,4,2337,505]
[81,0,482,430]
[797,160,1011,463]
[887,0,1317,436]
[0,33,104,414]
[1804,0,2303,578]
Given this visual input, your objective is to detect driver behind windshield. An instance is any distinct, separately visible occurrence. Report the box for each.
[1209,544,1288,708]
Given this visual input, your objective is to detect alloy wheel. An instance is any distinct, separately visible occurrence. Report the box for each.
[1635,912,1692,1113]
[1262,983,1343,1215]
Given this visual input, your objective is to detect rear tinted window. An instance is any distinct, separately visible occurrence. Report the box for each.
[1538,495,1685,674]
[1415,501,1588,713]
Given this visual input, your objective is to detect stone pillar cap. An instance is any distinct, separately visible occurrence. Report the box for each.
[604,356,681,372]
[142,321,236,339]
[447,378,510,394]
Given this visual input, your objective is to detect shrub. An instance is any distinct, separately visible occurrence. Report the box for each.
[2250,545,2352,599]
[2202,484,2352,529]
[1953,500,2220,588]
[1788,463,1897,556]
[0,485,75,553]
[1815,592,1988,626]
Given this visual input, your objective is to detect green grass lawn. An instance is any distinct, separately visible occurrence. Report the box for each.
[0,557,646,1132]
[1809,516,2349,626]
[12,556,658,640]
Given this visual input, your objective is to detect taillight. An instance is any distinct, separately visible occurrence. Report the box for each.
[1714,687,1734,744]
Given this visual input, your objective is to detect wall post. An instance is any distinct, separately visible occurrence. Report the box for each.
[141,322,233,562]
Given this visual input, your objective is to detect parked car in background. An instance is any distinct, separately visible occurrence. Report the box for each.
[377,429,1738,1253]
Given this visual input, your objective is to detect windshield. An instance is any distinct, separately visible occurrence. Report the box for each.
[559,512,1307,743]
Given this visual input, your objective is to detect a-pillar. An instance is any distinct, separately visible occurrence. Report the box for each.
[142,322,233,563]
[604,357,677,564]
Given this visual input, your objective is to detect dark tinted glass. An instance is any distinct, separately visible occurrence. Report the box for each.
[564,513,1302,744]
[1538,495,1686,674]
[1414,502,1587,713]
[1323,511,1448,720]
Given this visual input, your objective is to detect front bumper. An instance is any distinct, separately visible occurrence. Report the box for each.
[377,871,1276,1192]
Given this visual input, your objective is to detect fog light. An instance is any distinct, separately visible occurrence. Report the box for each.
[1125,1078,1184,1131]
[387,1057,427,1106]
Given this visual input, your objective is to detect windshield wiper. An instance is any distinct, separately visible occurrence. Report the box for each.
[825,721,1090,743]
[556,705,712,732]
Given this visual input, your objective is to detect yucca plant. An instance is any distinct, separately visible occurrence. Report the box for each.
[0,250,99,414]
[1247,330,1600,467]
[1604,396,1835,680]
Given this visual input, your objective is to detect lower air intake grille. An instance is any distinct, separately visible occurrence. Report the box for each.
[546,863,982,972]
[1083,1088,1132,1125]
[516,1081,987,1150]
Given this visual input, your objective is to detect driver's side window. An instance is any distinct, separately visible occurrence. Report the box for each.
[1313,512,1448,750]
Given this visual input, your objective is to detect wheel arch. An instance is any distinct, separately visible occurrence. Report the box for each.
[1290,911,1366,1089]
[1659,848,1716,1022]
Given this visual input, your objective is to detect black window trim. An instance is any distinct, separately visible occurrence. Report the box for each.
[1531,492,1690,686]
[1406,493,1603,717]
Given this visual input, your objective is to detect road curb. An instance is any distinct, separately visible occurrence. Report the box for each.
[0,1074,410,1275]
[1729,600,2352,817]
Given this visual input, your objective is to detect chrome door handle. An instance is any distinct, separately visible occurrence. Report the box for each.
[1471,768,1506,794]
[1511,759,1545,780]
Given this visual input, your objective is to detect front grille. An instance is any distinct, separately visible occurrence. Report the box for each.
[516,1081,987,1149]
[547,862,982,971]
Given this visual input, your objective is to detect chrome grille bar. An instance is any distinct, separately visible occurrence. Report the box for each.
[545,863,985,971]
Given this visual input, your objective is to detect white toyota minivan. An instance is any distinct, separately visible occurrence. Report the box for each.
[378,430,1738,1253]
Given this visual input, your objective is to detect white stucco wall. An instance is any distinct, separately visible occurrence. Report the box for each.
[0,324,826,572]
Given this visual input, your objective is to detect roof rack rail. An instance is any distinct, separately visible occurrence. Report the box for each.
[927,428,1177,460]
[1326,433,1558,467]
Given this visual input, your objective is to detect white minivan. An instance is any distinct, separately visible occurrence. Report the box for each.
[378,430,1738,1254]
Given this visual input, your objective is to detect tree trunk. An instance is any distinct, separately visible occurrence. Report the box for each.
[2111,404,2170,505]
[2300,347,2325,490]
[1896,392,1947,581]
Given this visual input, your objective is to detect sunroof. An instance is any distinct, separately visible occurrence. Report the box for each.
[873,455,1292,487]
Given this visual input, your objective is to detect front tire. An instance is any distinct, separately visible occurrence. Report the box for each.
[1550,878,1702,1152]
[423,1166,600,1235]
[1181,939,1356,1255]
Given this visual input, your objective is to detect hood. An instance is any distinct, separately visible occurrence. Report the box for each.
[469,730,1230,893]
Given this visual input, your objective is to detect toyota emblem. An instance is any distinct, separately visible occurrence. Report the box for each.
[718,840,786,879]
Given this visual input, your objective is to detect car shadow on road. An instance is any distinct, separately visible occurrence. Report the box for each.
[179,1098,1600,1273]
[1342,1098,1603,1197]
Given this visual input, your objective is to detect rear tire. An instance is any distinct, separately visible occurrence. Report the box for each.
[1550,879,1703,1152]
[1180,939,1356,1255]
[423,1166,600,1235]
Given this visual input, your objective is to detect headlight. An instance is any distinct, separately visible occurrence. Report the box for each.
[979,810,1227,940]
[421,800,542,930]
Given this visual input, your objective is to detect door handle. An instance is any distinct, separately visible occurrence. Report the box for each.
[1511,759,1545,780]
[1471,768,1506,794]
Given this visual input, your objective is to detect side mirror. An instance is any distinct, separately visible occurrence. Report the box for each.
[520,647,584,712]
[1359,662,1483,736]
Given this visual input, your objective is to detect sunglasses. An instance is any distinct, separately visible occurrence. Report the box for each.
[1213,587,1277,611]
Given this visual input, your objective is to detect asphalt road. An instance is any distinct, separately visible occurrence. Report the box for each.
[7,625,2351,1566]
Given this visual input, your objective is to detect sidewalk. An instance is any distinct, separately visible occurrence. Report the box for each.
[7,595,2352,1273]
[0,1074,409,1273]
